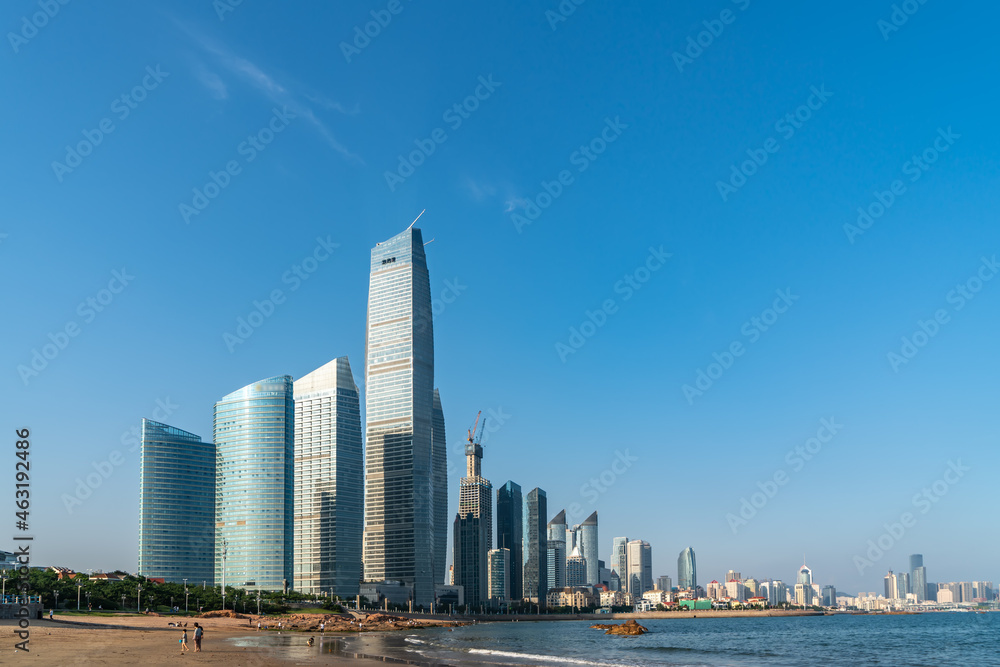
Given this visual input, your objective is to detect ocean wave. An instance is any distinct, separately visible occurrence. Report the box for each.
[404,636,426,645]
[467,648,631,665]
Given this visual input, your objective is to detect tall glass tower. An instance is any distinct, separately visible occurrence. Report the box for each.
[678,547,697,591]
[910,554,926,601]
[214,375,294,591]
[453,419,492,607]
[574,512,599,586]
[496,481,523,600]
[522,487,547,605]
[611,536,628,585]
[363,225,443,608]
[431,390,448,585]
[547,510,567,590]
[293,357,363,597]
[138,419,215,584]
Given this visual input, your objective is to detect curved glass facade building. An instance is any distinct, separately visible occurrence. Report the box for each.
[678,546,697,591]
[214,375,294,591]
[363,226,445,608]
[293,357,363,597]
[138,419,215,584]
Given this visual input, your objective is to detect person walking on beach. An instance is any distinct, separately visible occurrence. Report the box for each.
[180,628,189,653]
[193,623,203,652]
[48,609,53,620]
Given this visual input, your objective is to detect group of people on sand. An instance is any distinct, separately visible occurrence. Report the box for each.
[179,622,203,653]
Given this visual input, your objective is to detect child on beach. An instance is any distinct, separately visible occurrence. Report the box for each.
[180,628,189,653]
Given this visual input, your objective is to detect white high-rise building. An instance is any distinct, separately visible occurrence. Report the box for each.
[293,357,363,597]
[626,540,652,597]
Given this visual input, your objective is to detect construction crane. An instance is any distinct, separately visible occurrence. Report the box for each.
[465,411,485,477]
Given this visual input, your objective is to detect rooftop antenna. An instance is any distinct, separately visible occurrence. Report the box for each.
[407,209,426,230]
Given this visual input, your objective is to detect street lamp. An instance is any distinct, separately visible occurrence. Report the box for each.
[183,579,189,613]
[2,574,7,603]
[121,594,126,610]
[137,585,142,612]
[77,583,82,611]
[53,590,59,611]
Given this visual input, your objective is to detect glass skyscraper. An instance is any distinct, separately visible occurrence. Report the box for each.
[572,511,599,586]
[910,554,927,601]
[611,536,628,584]
[522,487,547,604]
[496,481,523,600]
[626,539,652,596]
[678,546,697,590]
[431,389,448,585]
[214,375,294,591]
[138,419,215,584]
[363,225,444,608]
[547,510,567,590]
[293,357,363,597]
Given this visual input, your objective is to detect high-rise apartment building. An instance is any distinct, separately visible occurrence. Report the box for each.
[726,570,742,583]
[293,357,363,597]
[215,375,294,591]
[138,419,215,584]
[488,548,511,603]
[363,225,445,608]
[626,540,652,596]
[570,512,599,586]
[656,575,672,592]
[496,481,523,600]
[547,510,567,590]
[522,487,548,604]
[566,547,587,587]
[611,536,628,584]
[678,547,697,590]
[453,419,492,608]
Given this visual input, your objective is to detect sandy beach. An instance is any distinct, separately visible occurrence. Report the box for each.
[1,613,418,666]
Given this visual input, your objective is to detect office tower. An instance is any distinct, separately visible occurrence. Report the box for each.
[599,560,611,589]
[566,547,587,587]
[794,583,813,606]
[488,548,511,603]
[626,540,652,596]
[496,481,523,600]
[913,566,928,602]
[293,357,363,597]
[363,225,442,608]
[797,564,812,587]
[822,585,837,607]
[764,580,787,606]
[610,537,628,579]
[547,510,567,590]
[432,390,448,585]
[884,571,896,599]
[453,420,492,608]
[898,572,910,600]
[726,570,742,583]
[908,554,923,596]
[609,569,622,591]
[744,578,759,598]
[656,575,672,591]
[138,419,215,584]
[678,547,697,590]
[522,487,548,604]
[215,375,294,590]
[573,512,599,585]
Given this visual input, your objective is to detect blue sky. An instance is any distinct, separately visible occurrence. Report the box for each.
[2,0,998,595]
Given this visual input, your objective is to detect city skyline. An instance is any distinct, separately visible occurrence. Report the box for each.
[5,2,1000,595]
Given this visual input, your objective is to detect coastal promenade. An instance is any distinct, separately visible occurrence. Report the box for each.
[392,609,826,623]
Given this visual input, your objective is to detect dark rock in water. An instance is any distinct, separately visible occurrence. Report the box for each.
[590,619,648,635]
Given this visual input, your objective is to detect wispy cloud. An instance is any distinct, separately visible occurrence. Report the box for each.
[174,19,359,162]
[504,195,530,213]
[463,177,497,201]
[194,63,227,100]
